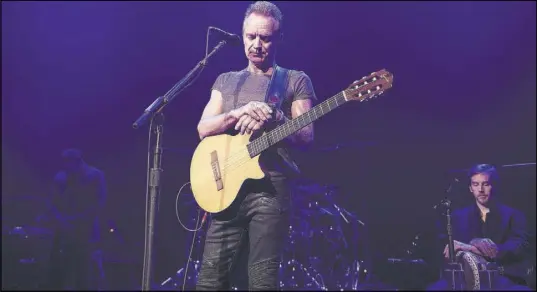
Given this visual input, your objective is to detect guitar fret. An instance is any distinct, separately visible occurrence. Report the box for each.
[247,92,347,157]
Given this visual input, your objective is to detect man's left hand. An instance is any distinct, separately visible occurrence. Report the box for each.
[470,238,499,259]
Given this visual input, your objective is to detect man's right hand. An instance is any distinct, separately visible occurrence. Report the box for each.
[231,101,274,135]
[444,240,471,258]
[444,240,485,259]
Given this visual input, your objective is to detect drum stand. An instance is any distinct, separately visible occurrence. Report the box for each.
[279,258,327,290]
[159,221,205,290]
[159,259,201,290]
[280,223,327,291]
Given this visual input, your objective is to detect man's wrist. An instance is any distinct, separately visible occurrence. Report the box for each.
[227,109,240,122]
[458,241,474,252]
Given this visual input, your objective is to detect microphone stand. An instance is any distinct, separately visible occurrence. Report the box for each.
[433,180,459,291]
[132,40,231,292]
[434,179,458,264]
[445,198,456,264]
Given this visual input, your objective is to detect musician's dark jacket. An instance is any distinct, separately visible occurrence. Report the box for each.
[435,200,532,282]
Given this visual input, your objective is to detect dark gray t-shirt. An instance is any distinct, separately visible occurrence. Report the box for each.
[212,67,317,176]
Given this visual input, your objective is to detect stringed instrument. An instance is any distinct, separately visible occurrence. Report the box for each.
[190,69,394,213]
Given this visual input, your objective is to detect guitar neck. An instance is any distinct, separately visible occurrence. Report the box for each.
[247,91,348,157]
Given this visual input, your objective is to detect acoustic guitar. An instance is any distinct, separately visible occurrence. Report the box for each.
[190,69,394,213]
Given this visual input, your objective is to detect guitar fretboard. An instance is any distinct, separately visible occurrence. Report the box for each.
[247,91,348,157]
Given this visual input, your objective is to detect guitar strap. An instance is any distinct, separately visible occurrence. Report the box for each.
[264,65,301,175]
[264,64,289,112]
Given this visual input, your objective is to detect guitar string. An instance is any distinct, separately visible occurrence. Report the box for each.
[198,89,382,202]
[219,83,383,171]
[221,92,348,173]
[217,92,347,173]
[220,96,337,171]
[219,89,385,174]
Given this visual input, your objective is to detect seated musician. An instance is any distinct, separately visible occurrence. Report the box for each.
[427,164,533,290]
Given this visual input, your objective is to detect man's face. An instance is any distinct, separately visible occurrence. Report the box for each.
[243,13,280,67]
[469,173,493,206]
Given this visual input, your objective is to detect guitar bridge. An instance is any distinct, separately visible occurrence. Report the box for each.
[210,151,223,191]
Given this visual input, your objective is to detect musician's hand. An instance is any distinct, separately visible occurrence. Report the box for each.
[232,101,273,122]
[444,240,474,258]
[444,242,456,258]
[232,102,274,134]
[235,114,264,135]
[470,238,498,259]
[469,245,485,257]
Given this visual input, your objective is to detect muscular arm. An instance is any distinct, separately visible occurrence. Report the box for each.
[279,99,314,149]
[197,89,239,140]
[277,72,316,149]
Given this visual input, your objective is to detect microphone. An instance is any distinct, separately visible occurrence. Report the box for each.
[209,26,242,45]
[433,198,451,210]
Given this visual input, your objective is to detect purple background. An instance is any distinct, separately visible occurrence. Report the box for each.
[2,1,535,287]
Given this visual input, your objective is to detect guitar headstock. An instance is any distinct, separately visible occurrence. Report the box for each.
[344,69,393,102]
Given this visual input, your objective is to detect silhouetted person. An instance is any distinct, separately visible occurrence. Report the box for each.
[44,149,106,290]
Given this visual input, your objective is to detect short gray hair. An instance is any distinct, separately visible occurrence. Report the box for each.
[243,1,283,33]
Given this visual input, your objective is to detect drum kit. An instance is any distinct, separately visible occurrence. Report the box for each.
[2,194,122,291]
[279,182,370,291]
[162,181,371,291]
[2,194,55,290]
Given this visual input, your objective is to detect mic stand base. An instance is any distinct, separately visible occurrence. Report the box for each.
[141,113,165,291]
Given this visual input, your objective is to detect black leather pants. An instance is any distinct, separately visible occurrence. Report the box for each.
[196,175,290,291]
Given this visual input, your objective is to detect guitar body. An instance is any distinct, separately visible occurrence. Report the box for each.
[190,133,264,213]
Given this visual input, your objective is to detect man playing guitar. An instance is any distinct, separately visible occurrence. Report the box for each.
[194,1,316,290]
